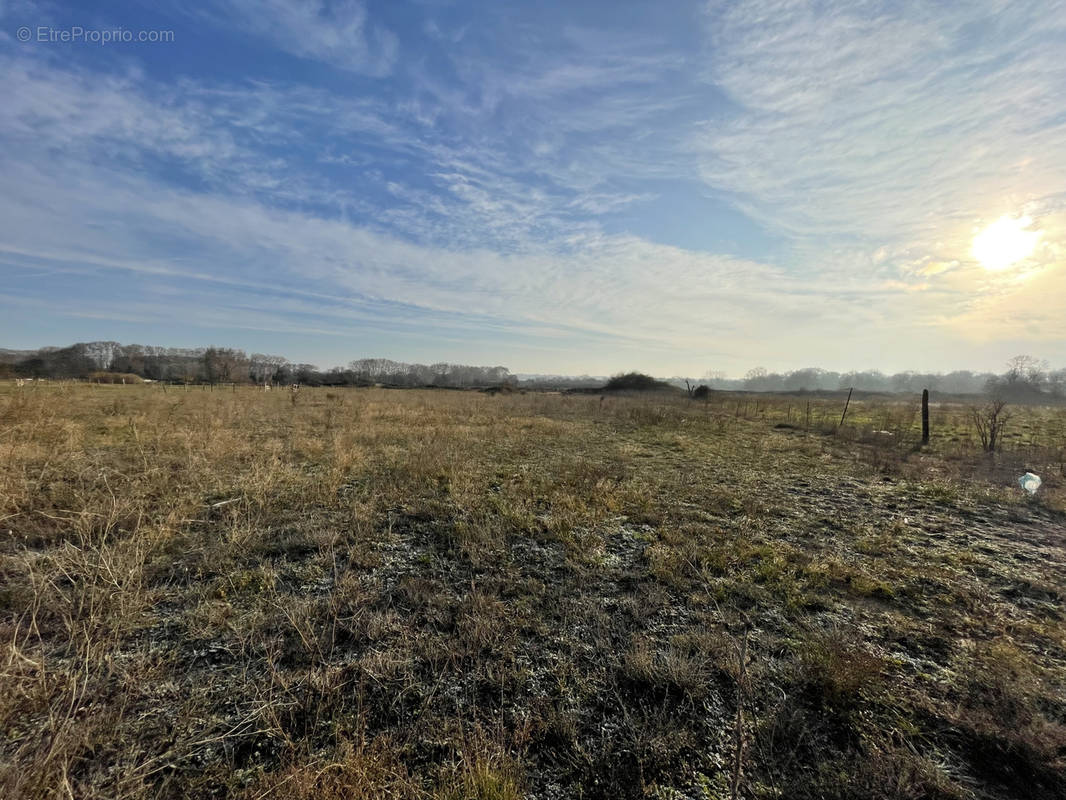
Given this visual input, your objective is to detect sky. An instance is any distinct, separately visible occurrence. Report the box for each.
[1,0,1064,376]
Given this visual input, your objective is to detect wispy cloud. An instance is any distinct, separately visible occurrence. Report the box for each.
[203,0,397,75]
[0,1,1063,372]
[698,1,1066,245]
[686,0,1066,354]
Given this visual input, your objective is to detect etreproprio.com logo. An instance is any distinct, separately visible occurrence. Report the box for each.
[16,25,175,44]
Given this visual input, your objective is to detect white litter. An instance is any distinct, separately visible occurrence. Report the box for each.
[1018,473,1042,495]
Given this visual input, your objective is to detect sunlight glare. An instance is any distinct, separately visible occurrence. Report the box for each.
[972,215,1040,271]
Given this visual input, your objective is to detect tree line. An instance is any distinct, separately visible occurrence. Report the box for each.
[688,356,1066,400]
[0,342,514,388]
[2,342,1062,400]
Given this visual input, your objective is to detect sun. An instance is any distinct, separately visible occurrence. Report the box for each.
[972,215,1040,271]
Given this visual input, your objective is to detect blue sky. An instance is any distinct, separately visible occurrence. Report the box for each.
[1,0,1064,375]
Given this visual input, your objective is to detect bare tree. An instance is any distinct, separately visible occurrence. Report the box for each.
[744,367,769,391]
[971,398,1011,453]
[203,347,248,384]
[249,353,287,385]
[1005,354,1047,388]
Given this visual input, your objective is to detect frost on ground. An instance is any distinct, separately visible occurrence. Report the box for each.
[1,385,1064,799]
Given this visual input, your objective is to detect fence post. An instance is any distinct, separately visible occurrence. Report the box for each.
[838,387,853,429]
[921,389,930,445]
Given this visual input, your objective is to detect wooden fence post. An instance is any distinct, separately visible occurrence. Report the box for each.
[921,389,930,445]
[838,387,853,429]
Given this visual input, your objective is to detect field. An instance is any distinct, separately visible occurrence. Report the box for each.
[1,383,1065,799]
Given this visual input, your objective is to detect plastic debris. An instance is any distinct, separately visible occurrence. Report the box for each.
[1018,473,1042,495]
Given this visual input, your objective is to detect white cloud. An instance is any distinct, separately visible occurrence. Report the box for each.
[2,132,905,373]
[1,2,1064,373]
[205,0,397,75]
[698,0,1066,248]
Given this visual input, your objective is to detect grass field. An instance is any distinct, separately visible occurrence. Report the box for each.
[2,383,1065,799]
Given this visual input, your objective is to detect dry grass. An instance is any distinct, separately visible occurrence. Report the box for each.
[1,383,1064,798]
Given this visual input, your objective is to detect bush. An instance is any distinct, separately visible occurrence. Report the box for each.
[89,371,146,384]
[603,372,673,392]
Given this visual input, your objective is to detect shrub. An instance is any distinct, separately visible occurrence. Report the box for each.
[89,371,146,384]
[603,372,673,392]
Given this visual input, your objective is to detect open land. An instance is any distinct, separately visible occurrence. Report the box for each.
[1,384,1065,799]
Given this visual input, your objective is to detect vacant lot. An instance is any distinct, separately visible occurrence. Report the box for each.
[1,384,1065,799]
